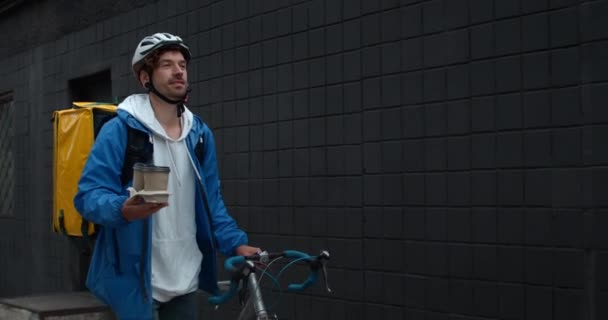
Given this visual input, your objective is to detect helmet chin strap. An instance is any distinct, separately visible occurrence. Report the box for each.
[145,81,191,118]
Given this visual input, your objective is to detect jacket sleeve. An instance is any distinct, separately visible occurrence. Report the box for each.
[74,118,130,227]
[201,128,248,256]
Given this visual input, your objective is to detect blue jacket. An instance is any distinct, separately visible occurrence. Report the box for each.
[74,109,248,319]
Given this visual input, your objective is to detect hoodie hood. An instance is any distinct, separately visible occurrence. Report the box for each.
[117,94,193,141]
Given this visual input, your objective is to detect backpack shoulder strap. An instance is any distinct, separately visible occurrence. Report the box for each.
[121,126,153,186]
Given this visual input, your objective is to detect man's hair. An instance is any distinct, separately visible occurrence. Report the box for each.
[138,45,188,79]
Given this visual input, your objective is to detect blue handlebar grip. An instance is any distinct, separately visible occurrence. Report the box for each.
[224,255,245,272]
[287,271,319,292]
[283,250,311,260]
[208,280,239,305]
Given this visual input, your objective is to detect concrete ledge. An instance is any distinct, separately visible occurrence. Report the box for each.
[0,291,115,320]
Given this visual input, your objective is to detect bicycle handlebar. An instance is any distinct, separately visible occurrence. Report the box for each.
[207,249,330,305]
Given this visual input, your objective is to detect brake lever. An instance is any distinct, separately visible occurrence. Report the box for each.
[318,250,332,293]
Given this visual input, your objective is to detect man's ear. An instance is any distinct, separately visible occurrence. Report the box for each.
[139,71,150,89]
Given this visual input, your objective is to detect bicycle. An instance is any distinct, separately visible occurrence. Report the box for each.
[208,250,332,320]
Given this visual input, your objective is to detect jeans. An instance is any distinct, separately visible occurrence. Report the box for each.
[153,291,199,320]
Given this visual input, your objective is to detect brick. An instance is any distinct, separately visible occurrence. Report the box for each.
[495,0,520,18]
[310,57,325,87]
[447,137,470,170]
[473,282,498,317]
[471,60,495,96]
[344,178,362,207]
[362,13,381,46]
[363,78,381,109]
[422,0,443,34]
[553,209,584,247]
[471,23,493,59]
[404,173,425,205]
[401,5,422,39]
[449,244,473,278]
[497,208,524,245]
[554,249,584,288]
[551,8,578,47]
[525,248,553,285]
[423,69,446,102]
[447,208,471,242]
[552,87,582,126]
[343,51,361,81]
[553,128,582,166]
[293,32,308,61]
[403,105,424,138]
[552,169,583,207]
[364,110,381,142]
[343,19,360,51]
[425,103,446,136]
[496,93,522,130]
[250,124,263,151]
[326,25,342,55]
[450,280,474,315]
[470,0,493,23]
[446,66,470,100]
[310,87,326,117]
[524,209,553,246]
[499,284,525,319]
[325,0,341,24]
[382,74,401,107]
[445,100,470,134]
[426,208,447,241]
[496,132,523,168]
[471,96,495,132]
[495,18,521,55]
[474,245,497,280]
[362,0,380,14]
[472,133,495,169]
[326,54,343,85]
[525,169,552,206]
[294,148,309,177]
[426,243,449,277]
[523,90,551,128]
[426,138,447,171]
[382,142,403,174]
[403,140,424,172]
[445,0,468,29]
[309,147,326,176]
[426,173,447,205]
[498,246,524,282]
[364,175,382,205]
[382,9,401,42]
[426,278,449,312]
[582,1,608,42]
[404,275,426,308]
[522,13,549,52]
[523,52,550,89]
[555,289,585,320]
[293,89,309,118]
[495,56,521,93]
[401,72,423,106]
[552,47,580,86]
[406,243,427,274]
[582,41,608,83]
[472,171,496,206]
[592,169,608,208]
[308,0,324,28]
[597,251,608,291]
[525,286,553,320]
[278,150,293,178]
[524,130,551,168]
[424,33,446,67]
[523,0,548,13]
[292,4,308,33]
[447,173,471,206]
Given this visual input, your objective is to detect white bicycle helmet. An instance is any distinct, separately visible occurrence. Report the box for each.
[131,32,191,76]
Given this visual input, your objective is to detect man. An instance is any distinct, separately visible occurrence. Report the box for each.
[74,32,260,320]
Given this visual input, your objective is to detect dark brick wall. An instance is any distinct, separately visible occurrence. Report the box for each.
[0,0,606,319]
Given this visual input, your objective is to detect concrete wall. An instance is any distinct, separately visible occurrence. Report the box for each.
[1,0,607,319]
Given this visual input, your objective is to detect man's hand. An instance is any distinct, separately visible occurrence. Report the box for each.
[235,245,261,256]
[121,195,168,221]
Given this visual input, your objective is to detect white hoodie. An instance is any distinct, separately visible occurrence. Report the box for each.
[118,94,203,303]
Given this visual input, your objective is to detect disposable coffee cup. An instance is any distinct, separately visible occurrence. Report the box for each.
[132,163,148,191]
[144,166,170,191]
